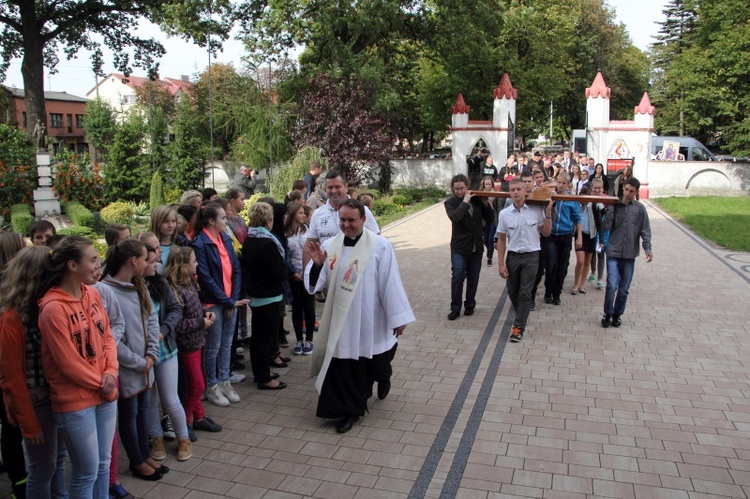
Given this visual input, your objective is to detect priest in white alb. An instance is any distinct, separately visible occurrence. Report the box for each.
[305,199,415,434]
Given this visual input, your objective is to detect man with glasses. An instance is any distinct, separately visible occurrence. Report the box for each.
[445,174,495,320]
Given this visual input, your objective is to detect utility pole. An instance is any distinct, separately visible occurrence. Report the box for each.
[549,101,554,143]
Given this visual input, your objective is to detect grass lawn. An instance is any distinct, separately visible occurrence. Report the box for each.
[377,198,445,227]
[654,196,750,251]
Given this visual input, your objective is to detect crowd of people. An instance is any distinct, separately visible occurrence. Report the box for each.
[449,149,653,341]
[0,161,415,498]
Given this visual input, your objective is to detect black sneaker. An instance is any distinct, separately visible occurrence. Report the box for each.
[447,311,460,320]
[509,327,524,342]
[187,426,198,442]
[161,415,176,441]
[530,301,537,311]
[611,315,622,327]
[544,295,552,304]
[601,314,612,328]
[193,417,222,432]
[278,338,290,347]
[464,308,474,316]
[552,296,561,305]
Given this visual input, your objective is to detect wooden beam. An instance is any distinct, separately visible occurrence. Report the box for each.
[471,189,620,205]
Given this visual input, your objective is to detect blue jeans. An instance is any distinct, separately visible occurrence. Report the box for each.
[55,401,117,499]
[203,306,237,387]
[118,389,151,466]
[603,257,635,316]
[450,251,483,313]
[24,390,68,499]
[484,222,496,261]
[148,355,189,440]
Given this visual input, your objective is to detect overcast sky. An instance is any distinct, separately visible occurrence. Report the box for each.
[2,0,667,96]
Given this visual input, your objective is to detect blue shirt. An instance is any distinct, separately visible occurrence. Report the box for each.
[551,200,581,236]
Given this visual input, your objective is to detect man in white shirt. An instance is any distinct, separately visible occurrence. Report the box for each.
[496,178,553,342]
[306,171,380,245]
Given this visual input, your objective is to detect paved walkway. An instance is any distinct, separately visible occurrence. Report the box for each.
[3,200,750,498]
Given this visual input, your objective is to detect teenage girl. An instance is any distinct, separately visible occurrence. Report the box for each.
[0,246,69,499]
[37,235,119,498]
[164,247,223,434]
[143,251,192,461]
[479,176,499,266]
[193,202,248,407]
[284,202,316,356]
[150,205,178,267]
[99,239,165,482]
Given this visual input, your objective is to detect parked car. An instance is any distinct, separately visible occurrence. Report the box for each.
[651,136,717,162]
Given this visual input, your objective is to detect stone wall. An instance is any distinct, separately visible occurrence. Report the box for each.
[386,159,454,189]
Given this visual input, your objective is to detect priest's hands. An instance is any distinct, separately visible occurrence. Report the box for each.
[393,325,406,337]
[305,240,328,266]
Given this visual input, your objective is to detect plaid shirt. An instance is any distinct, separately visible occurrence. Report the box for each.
[22,317,48,390]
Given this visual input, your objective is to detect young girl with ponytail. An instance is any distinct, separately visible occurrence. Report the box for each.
[99,239,164,482]
[37,235,119,498]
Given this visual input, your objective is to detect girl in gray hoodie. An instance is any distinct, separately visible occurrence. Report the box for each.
[99,239,165,482]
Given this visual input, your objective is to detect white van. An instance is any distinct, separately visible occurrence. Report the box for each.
[651,136,717,162]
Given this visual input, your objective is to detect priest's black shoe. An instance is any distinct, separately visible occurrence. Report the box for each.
[378,380,391,400]
[447,311,460,320]
[336,416,359,434]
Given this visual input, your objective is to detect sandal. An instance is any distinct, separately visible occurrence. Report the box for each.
[570,289,578,295]
[578,288,587,294]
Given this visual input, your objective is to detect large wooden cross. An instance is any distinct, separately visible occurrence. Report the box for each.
[471,187,619,205]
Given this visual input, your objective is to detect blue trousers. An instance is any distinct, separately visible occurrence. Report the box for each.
[603,257,636,316]
[450,251,483,313]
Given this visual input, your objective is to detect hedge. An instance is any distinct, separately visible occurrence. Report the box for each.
[101,201,134,225]
[58,226,107,256]
[63,201,95,228]
[10,203,34,235]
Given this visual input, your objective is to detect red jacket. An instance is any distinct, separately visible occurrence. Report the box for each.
[0,310,42,438]
[38,285,119,413]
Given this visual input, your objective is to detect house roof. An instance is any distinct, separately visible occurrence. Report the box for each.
[4,86,88,102]
[90,73,193,96]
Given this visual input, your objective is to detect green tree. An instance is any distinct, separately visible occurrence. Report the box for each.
[0,1,235,141]
[150,170,165,210]
[104,113,148,201]
[649,0,698,136]
[83,99,118,162]
[166,94,208,190]
[655,0,750,154]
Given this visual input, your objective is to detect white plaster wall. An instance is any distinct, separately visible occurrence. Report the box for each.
[388,159,454,188]
[646,161,748,197]
[86,76,137,118]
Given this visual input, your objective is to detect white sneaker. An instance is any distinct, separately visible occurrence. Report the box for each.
[219,380,240,403]
[206,384,229,407]
[229,371,246,384]
[236,347,244,354]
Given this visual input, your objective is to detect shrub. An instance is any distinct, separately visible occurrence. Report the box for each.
[0,123,35,168]
[395,188,423,203]
[10,203,34,235]
[52,149,105,211]
[164,187,182,205]
[392,194,411,206]
[132,201,150,218]
[63,201,95,228]
[268,146,328,199]
[0,162,36,217]
[240,193,264,226]
[100,201,134,225]
[58,226,107,256]
[150,170,165,210]
[372,196,400,217]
